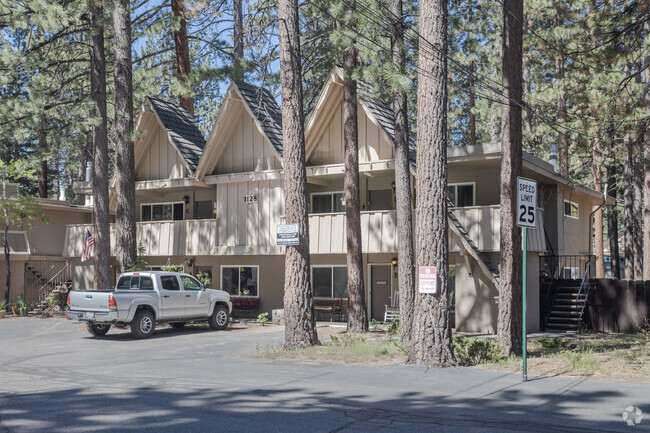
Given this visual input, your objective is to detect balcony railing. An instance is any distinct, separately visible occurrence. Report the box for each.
[64,219,217,257]
[450,205,546,252]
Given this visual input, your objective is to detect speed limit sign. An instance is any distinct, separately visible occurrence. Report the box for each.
[517,177,537,228]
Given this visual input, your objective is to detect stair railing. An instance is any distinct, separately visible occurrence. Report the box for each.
[37,263,71,304]
[575,261,591,302]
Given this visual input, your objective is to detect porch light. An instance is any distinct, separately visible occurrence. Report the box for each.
[391,181,396,191]
[183,195,190,204]
[184,257,193,267]
[391,257,398,266]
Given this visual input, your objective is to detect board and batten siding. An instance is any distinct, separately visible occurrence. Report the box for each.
[135,125,189,180]
[308,102,394,166]
[63,220,216,257]
[215,179,284,249]
[213,110,282,175]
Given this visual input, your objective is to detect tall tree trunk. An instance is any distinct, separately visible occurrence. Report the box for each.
[114,0,136,274]
[644,59,650,280]
[497,0,523,356]
[634,125,644,280]
[38,120,48,198]
[233,0,244,81]
[624,131,634,280]
[607,161,620,279]
[408,0,455,367]
[469,60,476,146]
[2,177,10,305]
[171,0,193,115]
[554,1,568,176]
[592,127,605,278]
[89,0,111,290]
[343,33,368,334]
[278,0,318,348]
[390,0,415,341]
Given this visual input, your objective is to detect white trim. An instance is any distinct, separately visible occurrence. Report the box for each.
[311,265,348,299]
[220,265,260,298]
[140,201,185,222]
[448,182,476,207]
[564,200,579,219]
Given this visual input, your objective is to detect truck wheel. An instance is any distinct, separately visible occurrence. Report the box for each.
[208,305,229,330]
[170,322,186,329]
[86,323,111,337]
[131,310,155,339]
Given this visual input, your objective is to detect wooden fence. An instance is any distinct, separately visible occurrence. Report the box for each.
[585,279,650,333]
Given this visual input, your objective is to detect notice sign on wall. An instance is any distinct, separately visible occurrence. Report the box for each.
[276,223,299,246]
[418,266,437,294]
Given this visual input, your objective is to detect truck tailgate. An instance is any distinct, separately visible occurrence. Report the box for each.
[68,291,113,312]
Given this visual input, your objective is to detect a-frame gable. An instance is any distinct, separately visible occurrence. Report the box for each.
[195,81,283,178]
[305,67,394,166]
[133,97,206,181]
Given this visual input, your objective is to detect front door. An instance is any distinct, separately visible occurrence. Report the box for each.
[370,265,392,321]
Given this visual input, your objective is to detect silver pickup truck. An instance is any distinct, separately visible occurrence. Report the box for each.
[66,271,232,339]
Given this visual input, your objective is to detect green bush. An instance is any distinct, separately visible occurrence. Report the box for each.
[538,336,570,352]
[453,337,504,366]
[256,312,269,326]
[330,334,366,347]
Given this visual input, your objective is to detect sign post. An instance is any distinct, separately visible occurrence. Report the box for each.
[517,177,537,383]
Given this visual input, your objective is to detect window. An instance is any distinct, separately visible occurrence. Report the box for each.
[181,276,202,291]
[311,192,345,214]
[116,275,154,290]
[221,266,258,297]
[194,200,214,219]
[564,200,579,219]
[312,266,348,298]
[141,202,184,222]
[448,183,475,207]
[160,275,180,291]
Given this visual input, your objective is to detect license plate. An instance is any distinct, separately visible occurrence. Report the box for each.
[85,312,95,319]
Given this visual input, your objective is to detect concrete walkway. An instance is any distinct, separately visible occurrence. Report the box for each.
[0,317,648,432]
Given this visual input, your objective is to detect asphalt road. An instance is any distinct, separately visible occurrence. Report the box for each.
[0,316,649,432]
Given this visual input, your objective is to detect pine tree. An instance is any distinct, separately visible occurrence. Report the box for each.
[278,0,318,348]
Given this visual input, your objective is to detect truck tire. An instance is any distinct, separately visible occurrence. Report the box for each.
[170,322,186,329]
[131,310,155,339]
[86,323,111,337]
[208,305,229,330]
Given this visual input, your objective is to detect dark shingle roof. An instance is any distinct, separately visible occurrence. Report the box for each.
[147,97,206,173]
[357,84,417,168]
[235,81,283,158]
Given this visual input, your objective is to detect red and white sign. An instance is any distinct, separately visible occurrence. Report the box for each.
[418,266,437,294]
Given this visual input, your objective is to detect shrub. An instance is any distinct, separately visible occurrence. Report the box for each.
[330,334,366,347]
[256,312,269,326]
[538,336,570,352]
[453,337,504,366]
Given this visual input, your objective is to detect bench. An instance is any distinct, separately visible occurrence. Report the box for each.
[313,297,343,322]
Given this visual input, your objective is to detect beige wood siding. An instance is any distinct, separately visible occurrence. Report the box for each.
[135,125,188,180]
[307,210,397,254]
[64,220,216,257]
[450,206,546,253]
[215,179,284,248]
[308,103,394,166]
[214,110,281,175]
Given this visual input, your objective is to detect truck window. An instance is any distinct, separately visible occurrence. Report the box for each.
[182,276,202,291]
[160,276,180,291]
[117,275,154,290]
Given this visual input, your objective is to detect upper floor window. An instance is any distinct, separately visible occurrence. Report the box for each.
[448,183,475,207]
[564,200,579,219]
[141,202,184,222]
[311,192,345,214]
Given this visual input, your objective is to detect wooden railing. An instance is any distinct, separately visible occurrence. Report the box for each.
[450,205,546,252]
[308,210,397,254]
[64,219,218,257]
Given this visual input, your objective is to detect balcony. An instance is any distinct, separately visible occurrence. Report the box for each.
[63,219,218,257]
[308,210,397,254]
[450,205,546,252]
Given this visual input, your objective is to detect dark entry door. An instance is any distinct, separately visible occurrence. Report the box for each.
[370,265,392,321]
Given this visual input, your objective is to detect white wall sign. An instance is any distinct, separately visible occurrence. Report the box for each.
[418,266,437,294]
[276,223,299,246]
[517,177,537,228]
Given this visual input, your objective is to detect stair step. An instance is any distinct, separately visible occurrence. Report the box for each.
[548,317,579,323]
[546,323,577,330]
[550,310,580,316]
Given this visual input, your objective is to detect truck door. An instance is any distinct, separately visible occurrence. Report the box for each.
[159,275,185,319]
[181,275,210,317]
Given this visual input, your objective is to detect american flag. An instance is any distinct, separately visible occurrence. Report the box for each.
[81,230,94,262]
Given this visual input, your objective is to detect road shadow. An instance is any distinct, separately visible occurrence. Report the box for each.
[0,379,645,432]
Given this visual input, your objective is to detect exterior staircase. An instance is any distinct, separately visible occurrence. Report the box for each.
[546,281,591,331]
[24,259,71,309]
